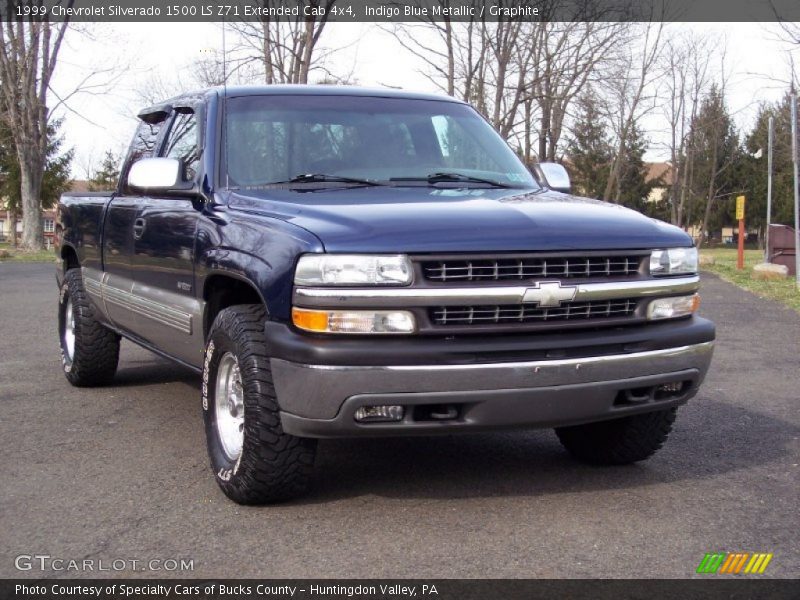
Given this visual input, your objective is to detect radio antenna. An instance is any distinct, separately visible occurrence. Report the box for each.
[222,15,230,189]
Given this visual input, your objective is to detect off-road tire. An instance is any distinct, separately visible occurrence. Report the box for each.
[555,408,677,465]
[203,304,316,504]
[58,268,120,386]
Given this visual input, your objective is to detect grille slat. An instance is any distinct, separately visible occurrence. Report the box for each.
[430,299,637,326]
[423,255,642,282]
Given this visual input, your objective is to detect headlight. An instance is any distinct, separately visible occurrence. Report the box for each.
[650,247,698,276]
[647,294,700,320]
[292,308,416,334]
[295,254,413,286]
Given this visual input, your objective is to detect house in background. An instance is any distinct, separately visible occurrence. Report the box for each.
[1,180,88,245]
[645,162,674,203]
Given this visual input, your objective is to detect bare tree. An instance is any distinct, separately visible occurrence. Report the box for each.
[135,47,230,108]
[779,21,800,45]
[0,14,72,250]
[230,1,337,84]
[388,10,458,97]
[658,31,716,226]
[389,8,623,164]
[601,21,665,202]
[484,18,529,138]
[135,71,189,107]
[774,18,800,85]
[528,22,625,162]
[192,49,228,87]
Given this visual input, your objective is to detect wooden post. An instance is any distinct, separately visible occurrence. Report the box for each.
[736,195,746,270]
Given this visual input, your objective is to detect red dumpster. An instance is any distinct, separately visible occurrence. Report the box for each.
[768,224,797,276]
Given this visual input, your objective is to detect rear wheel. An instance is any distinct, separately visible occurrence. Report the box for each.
[203,304,316,504]
[555,408,677,465]
[58,268,120,386]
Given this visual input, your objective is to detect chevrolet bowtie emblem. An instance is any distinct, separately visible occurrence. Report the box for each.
[522,282,577,307]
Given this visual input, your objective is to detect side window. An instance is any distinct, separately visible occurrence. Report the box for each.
[163,109,200,182]
[121,114,167,193]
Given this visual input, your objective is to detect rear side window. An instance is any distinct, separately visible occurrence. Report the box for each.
[163,110,200,182]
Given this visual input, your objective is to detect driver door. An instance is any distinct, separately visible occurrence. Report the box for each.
[130,107,205,367]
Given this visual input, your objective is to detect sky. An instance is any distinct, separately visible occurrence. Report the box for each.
[50,21,799,178]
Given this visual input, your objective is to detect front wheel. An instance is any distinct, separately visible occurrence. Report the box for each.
[58,268,120,386]
[202,304,316,504]
[555,408,677,465]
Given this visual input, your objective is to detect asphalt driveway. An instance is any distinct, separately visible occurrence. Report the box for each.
[0,263,797,579]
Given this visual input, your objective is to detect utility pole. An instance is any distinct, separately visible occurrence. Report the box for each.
[792,89,800,289]
[765,116,773,263]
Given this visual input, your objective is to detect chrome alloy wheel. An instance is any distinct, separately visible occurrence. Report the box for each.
[64,298,76,361]
[215,352,245,461]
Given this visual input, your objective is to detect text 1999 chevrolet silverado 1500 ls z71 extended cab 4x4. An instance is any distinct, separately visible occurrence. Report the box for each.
[55,85,714,504]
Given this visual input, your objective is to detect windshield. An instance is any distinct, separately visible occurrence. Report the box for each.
[224,94,538,189]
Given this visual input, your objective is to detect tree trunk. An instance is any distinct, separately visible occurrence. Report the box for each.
[539,105,551,161]
[700,177,718,247]
[603,131,626,202]
[444,19,454,97]
[299,21,314,84]
[0,19,70,252]
[262,24,274,84]
[19,156,44,250]
[9,209,18,247]
[669,163,679,225]
[18,148,44,250]
[523,100,532,164]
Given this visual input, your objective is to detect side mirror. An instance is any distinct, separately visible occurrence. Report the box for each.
[127,157,182,193]
[538,162,571,194]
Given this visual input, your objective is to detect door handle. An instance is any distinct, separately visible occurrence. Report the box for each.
[133,218,146,239]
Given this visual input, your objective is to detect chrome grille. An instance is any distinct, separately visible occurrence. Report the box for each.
[430,299,638,326]
[422,255,643,282]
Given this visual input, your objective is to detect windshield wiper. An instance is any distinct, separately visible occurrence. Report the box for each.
[270,173,384,187]
[390,172,513,188]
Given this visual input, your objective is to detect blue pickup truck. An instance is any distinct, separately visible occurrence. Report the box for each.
[55,85,714,503]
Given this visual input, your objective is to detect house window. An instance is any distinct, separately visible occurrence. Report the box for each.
[43,219,55,233]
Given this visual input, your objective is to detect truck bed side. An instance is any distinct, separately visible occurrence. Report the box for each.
[56,192,115,282]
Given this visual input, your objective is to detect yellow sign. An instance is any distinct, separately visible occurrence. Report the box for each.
[736,195,746,220]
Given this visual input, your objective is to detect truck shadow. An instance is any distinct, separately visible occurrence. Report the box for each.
[111,363,199,387]
[298,398,798,504]
[103,354,798,505]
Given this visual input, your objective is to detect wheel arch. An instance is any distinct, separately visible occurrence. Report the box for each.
[61,243,80,271]
[202,271,268,341]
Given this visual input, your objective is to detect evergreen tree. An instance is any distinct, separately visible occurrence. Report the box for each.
[89,150,121,191]
[682,85,742,242]
[0,118,73,244]
[615,123,656,213]
[565,91,612,199]
[742,95,795,240]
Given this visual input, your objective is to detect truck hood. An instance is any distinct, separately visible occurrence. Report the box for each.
[228,186,692,253]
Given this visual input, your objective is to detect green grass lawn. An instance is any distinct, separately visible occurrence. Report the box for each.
[0,243,58,263]
[700,247,800,313]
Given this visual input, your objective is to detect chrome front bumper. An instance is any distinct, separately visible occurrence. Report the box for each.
[271,341,714,438]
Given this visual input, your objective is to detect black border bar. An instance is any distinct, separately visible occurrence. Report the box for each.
[1,0,800,22]
[2,579,800,600]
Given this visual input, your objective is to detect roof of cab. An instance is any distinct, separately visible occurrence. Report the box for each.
[138,84,463,119]
[216,84,462,103]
